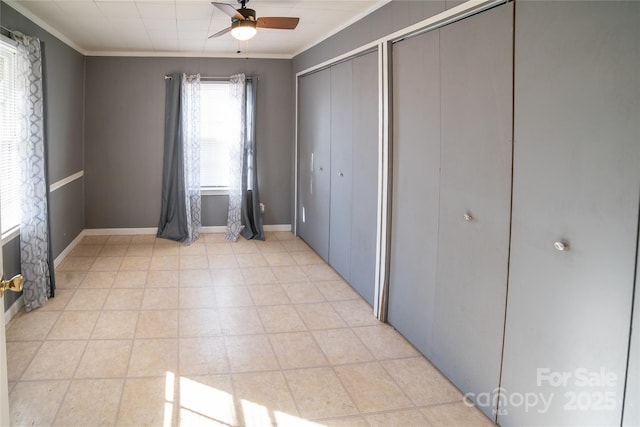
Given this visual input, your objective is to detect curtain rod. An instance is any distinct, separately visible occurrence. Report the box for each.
[164,75,254,81]
[1,25,17,36]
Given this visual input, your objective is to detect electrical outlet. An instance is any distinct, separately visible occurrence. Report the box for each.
[259,202,265,213]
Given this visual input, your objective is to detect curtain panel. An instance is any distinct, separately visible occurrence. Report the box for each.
[13,32,55,311]
[181,74,202,244]
[157,73,201,244]
[240,78,264,240]
[226,74,264,241]
[225,74,246,241]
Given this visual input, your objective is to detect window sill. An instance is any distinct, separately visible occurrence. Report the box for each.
[1,226,19,246]
[202,187,229,196]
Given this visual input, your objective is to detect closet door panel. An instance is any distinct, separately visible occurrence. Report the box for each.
[387,29,441,357]
[432,3,513,419]
[329,61,353,280]
[297,69,331,261]
[350,51,379,306]
[624,218,640,426]
[500,2,640,425]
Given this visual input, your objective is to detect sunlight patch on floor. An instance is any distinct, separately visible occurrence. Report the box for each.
[241,399,272,426]
[165,371,239,426]
[163,371,334,426]
[180,375,238,426]
[274,411,327,426]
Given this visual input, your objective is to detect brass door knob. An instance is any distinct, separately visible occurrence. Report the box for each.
[0,274,24,297]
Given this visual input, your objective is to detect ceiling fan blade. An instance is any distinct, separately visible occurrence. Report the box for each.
[211,2,245,21]
[256,17,300,30]
[208,26,232,38]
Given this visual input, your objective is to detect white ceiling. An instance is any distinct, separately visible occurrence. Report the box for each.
[4,0,389,57]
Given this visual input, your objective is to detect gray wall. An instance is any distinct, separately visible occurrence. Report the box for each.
[1,237,21,312]
[292,0,468,73]
[2,2,85,311]
[84,56,292,229]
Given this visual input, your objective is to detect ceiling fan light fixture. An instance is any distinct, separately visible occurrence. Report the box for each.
[231,20,257,40]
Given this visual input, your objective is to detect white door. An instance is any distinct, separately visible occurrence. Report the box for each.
[1,212,9,426]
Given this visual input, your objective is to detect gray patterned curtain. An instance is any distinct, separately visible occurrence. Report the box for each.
[13,32,54,311]
[240,78,264,240]
[181,74,202,244]
[226,74,264,241]
[225,74,246,241]
[157,73,202,244]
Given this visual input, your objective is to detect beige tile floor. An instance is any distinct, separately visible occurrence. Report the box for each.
[5,232,495,426]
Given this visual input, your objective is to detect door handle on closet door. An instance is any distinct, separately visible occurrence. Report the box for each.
[338,171,344,177]
[554,241,569,251]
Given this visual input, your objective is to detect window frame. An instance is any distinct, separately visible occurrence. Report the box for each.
[0,34,20,244]
[201,187,229,196]
[199,79,233,195]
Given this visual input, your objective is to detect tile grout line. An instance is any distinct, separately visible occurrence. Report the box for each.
[174,249,181,427]
[305,319,362,419]
[250,280,305,424]
[50,239,108,426]
[8,232,486,426]
[116,240,142,426]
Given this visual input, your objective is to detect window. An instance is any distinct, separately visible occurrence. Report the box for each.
[0,37,20,237]
[200,81,232,191]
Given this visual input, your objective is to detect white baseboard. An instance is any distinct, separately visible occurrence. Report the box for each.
[202,225,292,233]
[66,224,292,251]
[4,223,293,320]
[54,231,85,267]
[200,226,227,233]
[83,228,158,236]
[264,224,292,232]
[83,225,292,235]
[201,225,292,233]
[4,295,23,326]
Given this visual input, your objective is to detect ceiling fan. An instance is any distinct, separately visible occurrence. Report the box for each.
[209,0,300,41]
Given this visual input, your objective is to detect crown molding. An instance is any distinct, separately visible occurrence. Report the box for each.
[292,0,391,58]
[4,1,87,55]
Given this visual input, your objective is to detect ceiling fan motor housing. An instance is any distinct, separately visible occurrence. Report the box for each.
[234,8,256,22]
[208,0,299,39]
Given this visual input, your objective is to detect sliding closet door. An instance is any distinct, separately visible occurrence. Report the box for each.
[500,2,640,425]
[329,61,353,280]
[431,3,513,419]
[387,29,441,357]
[297,69,331,260]
[299,52,379,304]
[349,51,378,306]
